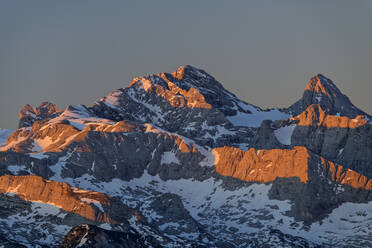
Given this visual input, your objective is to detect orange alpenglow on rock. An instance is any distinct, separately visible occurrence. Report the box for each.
[213,146,372,191]
[320,157,372,190]
[305,75,333,96]
[213,146,310,183]
[129,71,212,109]
[0,174,114,223]
[170,65,188,81]
[292,104,367,128]
[84,120,140,133]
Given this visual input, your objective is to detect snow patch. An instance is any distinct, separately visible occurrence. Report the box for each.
[274,124,296,145]
[32,137,54,152]
[338,148,344,156]
[159,222,180,231]
[7,165,29,174]
[79,198,105,213]
[161,151,180,165]
[28,153,49,159]
[287,202,372,246]
[69,121,87,130]
[103,90,121,107]
[227,102,290,128]
[0,129,14,148]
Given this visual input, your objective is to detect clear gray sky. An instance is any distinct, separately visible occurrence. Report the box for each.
[1,1,371,129]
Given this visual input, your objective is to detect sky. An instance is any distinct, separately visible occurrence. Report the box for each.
[0,1,371,129]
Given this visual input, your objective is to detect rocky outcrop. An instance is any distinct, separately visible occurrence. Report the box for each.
[251,119,287,149]
[55,125,208,182]
[291,105,372,177]
[0,174,135,223]
[1,121,80,153]
[90,65,257,147]
[58,224,162,248]
[213,145,372,222]
[292,104,367,128]
[130,74,213,109]
[18,102,61,128]
[0,189,182,248]
[148,193,205,238]
[213,146,371,190]
[160,65,237,115]
[213,146,310,183]
[0,118,212,182]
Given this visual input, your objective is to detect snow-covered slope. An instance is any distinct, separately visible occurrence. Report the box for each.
[0,129,13,148]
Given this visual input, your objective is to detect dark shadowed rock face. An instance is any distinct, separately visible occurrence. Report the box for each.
[149,193,204,237]
[290,104,372,177]
[214,144,372,222]
[0,234,26,248]
[58,224,162,248]
[251,119,286,149]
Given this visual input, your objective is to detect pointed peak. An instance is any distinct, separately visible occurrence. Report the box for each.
[20,104,35,114]
[35,102,61,116]
[305,73,340,97]
[38,101,60,110]
[289,74,368,118]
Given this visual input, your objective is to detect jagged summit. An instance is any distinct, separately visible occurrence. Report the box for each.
[305,73,340,96]
[15,68,370,134]
[18,101,61,128]
[157,65,228,97]
[289,73,367,118]
[91,65,292,141]
[170,65,211,81]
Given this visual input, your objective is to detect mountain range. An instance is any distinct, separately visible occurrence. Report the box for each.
[0,65,371,247]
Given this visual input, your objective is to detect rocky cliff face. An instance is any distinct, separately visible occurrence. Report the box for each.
[290,104,372,178]
[213,146,310,184]
[0,65,371,247]
[0,174,138,223]
[213,145,372,222]
[0,174,193,247]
